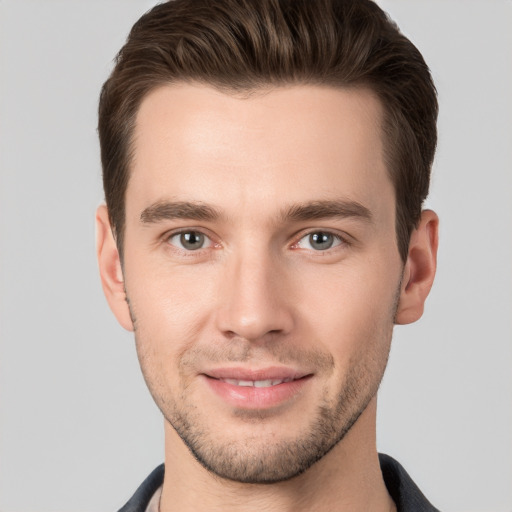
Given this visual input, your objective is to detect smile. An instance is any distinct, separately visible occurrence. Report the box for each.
[219,378,294,387]
[202,369,312,409]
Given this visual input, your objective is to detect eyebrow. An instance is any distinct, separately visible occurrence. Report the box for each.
[140,200,222,224]
[281,199,373,224]
[139,198,372,225]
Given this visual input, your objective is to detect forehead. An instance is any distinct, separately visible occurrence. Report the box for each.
[127,83,392,222]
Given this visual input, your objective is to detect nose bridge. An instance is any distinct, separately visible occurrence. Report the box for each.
[216,240,293,341]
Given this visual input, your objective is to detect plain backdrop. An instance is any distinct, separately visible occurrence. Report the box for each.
[0,1,511,511]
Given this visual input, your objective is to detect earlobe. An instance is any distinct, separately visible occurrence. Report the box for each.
[96,205,134,331]
[395,210,439,325]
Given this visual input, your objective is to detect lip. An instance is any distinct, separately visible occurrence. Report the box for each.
[202,367,313,410]
[205,366,308,381]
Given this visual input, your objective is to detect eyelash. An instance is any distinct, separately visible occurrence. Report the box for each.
[291,230,350,252]
[163,228,350,255]
[164,229,218,253]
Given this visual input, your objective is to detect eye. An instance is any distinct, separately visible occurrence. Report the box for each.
[167,230,212,251]
[296,231,343,251]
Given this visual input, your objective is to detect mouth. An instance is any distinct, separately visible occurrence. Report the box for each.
[217,377,295,388]
[201,367,312,410]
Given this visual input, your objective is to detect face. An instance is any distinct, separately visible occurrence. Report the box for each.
[118,84,405,483]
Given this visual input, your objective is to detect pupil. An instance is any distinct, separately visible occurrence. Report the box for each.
[181,232,204,250]
[310,232,333,250]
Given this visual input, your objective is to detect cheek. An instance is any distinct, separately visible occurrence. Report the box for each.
[128,269,215,407]
[301,267,398,406]
[125,261,219,370]
[295,259,400,357]
[127,257,217,321]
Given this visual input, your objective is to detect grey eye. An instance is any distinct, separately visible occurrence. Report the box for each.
[169,231,210,250]
[308,232,334,250]
[296,231,342,251]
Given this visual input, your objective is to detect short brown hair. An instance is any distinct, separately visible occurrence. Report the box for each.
[98,0,438,262]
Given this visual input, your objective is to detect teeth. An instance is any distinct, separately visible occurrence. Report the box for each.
[222,378,291,387]
[254,380,274,388]
[238,380,255,387]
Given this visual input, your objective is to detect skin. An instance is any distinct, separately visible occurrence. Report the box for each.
[97,84,438,512]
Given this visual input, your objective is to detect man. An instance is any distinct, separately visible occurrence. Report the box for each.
[95,0,439,510]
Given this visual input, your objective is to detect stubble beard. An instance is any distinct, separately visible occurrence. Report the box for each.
[169,352,388,484]
[129,285,399,484]
[134,334,393,484]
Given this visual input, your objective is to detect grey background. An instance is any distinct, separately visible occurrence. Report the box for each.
[0,1,511,511]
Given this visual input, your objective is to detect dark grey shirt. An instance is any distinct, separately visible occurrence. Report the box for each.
[118,453,440,512]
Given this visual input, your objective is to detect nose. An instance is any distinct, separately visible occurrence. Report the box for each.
[215,249,295,342]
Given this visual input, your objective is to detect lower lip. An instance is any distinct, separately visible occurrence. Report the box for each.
[203,375,312,410]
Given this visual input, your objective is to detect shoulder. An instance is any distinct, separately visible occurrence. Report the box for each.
[117,464,165,512]
[379,453,440,512]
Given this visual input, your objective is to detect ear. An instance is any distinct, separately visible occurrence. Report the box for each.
[395,209,439,325]
[96,205,134,331]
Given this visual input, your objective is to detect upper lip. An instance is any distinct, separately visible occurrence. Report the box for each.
[203,366,311,381]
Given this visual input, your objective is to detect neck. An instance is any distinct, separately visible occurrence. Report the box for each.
[159,398,395,512]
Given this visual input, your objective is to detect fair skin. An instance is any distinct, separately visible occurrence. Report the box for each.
[97,84,438,512]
